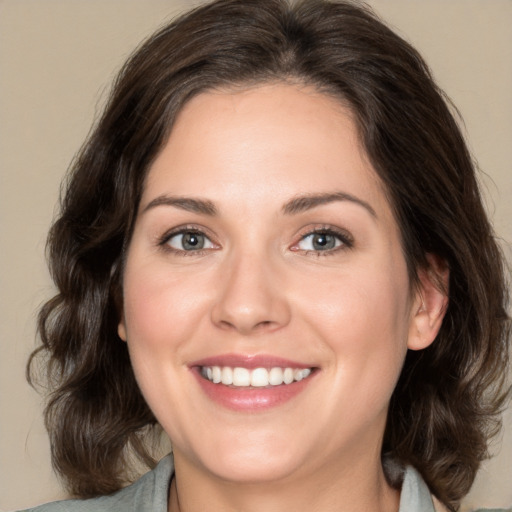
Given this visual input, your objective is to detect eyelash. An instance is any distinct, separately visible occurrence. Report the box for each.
[292,226,354,256]
[158,225,217,257]
[157,225,354,257]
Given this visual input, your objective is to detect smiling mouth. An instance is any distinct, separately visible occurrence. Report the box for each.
[200,366,313,387]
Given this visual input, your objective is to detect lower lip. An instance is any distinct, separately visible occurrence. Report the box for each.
[192,369,315,411]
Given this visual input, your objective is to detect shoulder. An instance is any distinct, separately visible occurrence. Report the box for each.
[400,466,511,512]
[471,509,512,512]
[17,454,174,512]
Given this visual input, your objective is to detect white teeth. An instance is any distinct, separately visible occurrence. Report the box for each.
[283,367,294,384]
[212,366,222,384]
[233,367,250,386]
[268,367,284,385]
[250,368,269,387]
[293,368,311,381]
[221,366,233,385]
[201,365,313,387]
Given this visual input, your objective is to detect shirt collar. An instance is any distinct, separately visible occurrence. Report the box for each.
[153,455,438,512]
[399,466,437,512]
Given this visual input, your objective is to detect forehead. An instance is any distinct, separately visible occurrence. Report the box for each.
[142,83,388,217]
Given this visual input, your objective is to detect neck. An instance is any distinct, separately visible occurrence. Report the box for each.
[168,450,400,512]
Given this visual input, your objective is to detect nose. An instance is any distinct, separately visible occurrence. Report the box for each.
[210,251,291,335]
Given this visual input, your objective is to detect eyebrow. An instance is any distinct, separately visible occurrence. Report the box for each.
[142,195,217,216]
[142,191,376,218]
[282,192,377,218]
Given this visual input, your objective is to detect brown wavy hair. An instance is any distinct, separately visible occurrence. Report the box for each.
[28,0,510,508]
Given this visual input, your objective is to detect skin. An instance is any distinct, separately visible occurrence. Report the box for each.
[118,83,448,512]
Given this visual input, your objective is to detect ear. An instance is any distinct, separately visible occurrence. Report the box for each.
[408,254,449,351]
[118,314,127,342]
[111,271,127,342]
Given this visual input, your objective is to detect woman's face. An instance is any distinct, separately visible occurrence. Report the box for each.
[119,84,436,483]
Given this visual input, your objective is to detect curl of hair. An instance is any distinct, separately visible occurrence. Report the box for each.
[28,0,510,508]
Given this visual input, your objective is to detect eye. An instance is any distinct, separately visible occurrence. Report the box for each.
[165,230,215,252]
[294,228,353,253]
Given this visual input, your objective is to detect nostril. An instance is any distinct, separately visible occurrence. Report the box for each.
[218,320,236,331]
[219,319,273,331]
[255,320,273,330]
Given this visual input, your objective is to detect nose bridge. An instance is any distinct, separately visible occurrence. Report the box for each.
[211,245,290,334]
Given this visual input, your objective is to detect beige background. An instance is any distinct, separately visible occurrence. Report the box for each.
[1,1,511,510]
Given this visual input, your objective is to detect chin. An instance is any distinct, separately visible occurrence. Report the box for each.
[206,453,304,484]
[189,430,307,484]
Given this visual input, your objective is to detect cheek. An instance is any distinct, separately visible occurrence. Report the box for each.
[303,264,410,338]
[297,259,412,385]
[121,263,209,355]
[120,264,209,426]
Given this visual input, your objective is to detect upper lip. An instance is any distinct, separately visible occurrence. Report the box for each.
[191,354,314,369]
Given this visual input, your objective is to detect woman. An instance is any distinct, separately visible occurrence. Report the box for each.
[23,0,510,511]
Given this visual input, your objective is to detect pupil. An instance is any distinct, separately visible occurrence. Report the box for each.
[183,232,204,250]
[313,233,334,250]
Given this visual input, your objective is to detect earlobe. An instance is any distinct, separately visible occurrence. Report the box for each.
[113,280,127,341]
[407,254,449,351]
[118,317,127,342]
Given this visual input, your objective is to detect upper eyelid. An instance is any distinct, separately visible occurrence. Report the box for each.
[296,225,354,242]
[289,226,355,255]
[165,230,212,243]
[159,224,216,243]
[158,227,218,255]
